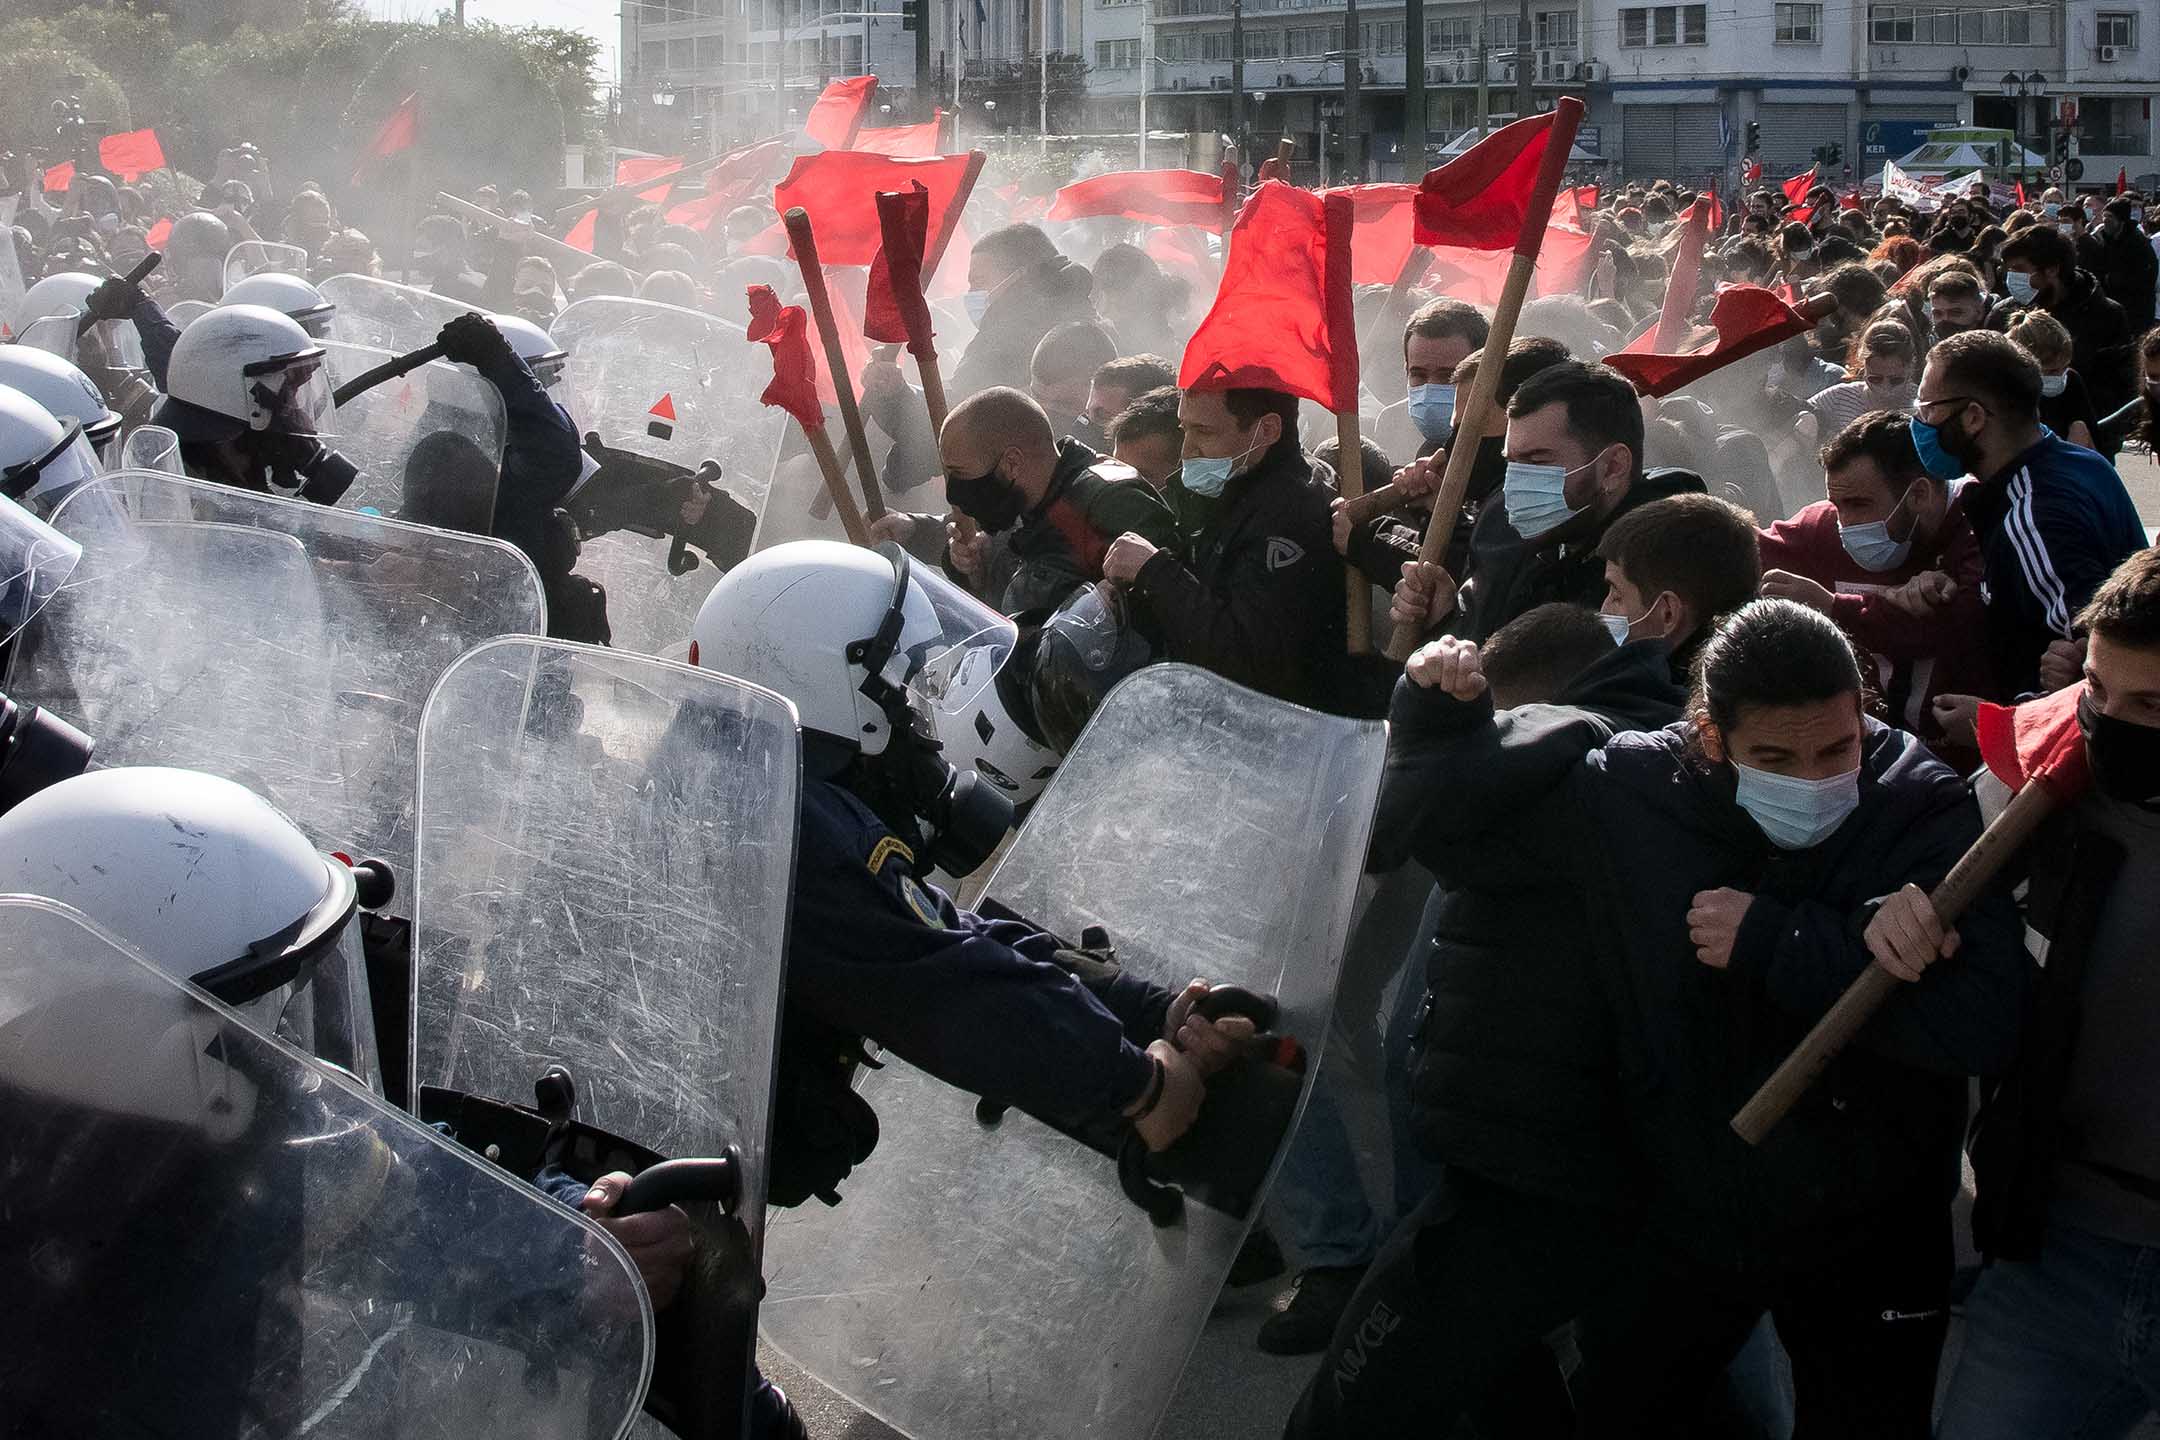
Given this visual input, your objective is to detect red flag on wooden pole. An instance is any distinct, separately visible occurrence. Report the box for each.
[804,77,878,150]
[1179,180,1358,412]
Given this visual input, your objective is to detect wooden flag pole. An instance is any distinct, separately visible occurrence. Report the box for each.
[1321,189,1370,655]
[1731,777,2061,1144]
[1382,98,1585,664]
[434,192,649,282]
[801,417,874,547]
[784,206,886,521]
[550,148,732,226]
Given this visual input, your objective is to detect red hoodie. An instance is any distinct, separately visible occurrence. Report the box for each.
[1757,485,1992,771]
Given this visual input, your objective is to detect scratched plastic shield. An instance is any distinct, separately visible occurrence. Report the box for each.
[0,894,652,1440]
[322,340,508,531]
[760,663,1386,1439]
[319,272,477,354]
[222,240,313,293]
[553,297,783,658]
[28,470,542,886]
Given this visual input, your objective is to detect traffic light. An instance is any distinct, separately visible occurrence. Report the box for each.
[1745,120,1760,154]
[2053,129,2072,161]
[687,116,709,150]
[902,0,920,30]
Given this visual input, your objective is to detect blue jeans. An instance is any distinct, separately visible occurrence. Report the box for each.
[1937,1221,2160,1439]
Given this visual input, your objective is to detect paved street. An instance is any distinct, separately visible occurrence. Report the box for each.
[762,445,2160,1440]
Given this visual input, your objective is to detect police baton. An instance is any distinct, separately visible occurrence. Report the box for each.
[78,251,161,336]
[332,341,446,409]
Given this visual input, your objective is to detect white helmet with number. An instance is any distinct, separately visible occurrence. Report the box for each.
[493,312,567,389]
[220,271,336,339]
[0,766,386,1086]
[691,540,1062,801]
[0,383,104,507]
[14,271,102,329]
[153,303,332,444]
[0,348,123,469]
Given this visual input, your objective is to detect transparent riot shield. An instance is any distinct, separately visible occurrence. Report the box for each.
[167,298,216,328]
[0,895,651,1439]
[320,272,476,353]
[553,298,782,657]
[412,637,800,1437]
[323,339,508,531]
[225,239,311,293]
[760,663,1387,1440]
[0,490,82,645]
[119,422,183,473]
[27,469,544,888]
[16,308,150,374]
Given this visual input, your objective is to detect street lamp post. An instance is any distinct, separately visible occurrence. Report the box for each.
[2000,70,2048,192]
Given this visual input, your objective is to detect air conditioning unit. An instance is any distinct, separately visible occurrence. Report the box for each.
[1278,72,1293,87]
[2099,44,2119,61]
[1171,76,1188,88]
[1210,73,1229,87]
[1951,63,1972,82]
[1537,47,1554,79]
[1578,59,1609,81]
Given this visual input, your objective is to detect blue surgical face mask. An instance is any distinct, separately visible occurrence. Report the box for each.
[1732,759,1862,849]
[1837,483,1918,571]
[1180,435,1258,498]
[2041,202,2061,217]
[1503,454,1594,540]
[2039,371,2068,398]
[1407,383,1457,443]
[2003,269,2037,304]
[964,289,991,324]
[1909,414,1967,481]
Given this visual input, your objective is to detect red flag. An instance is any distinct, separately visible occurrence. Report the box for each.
[616,154,684,186]
[42,161,73,194]
[771,151,979,268]
[636,180,674,206]
[2015,179,2029,208]
[865,184,935,357]
[804,76,877,150]
[747,284,824,429]
[368,93,421,160]
[1423,224,1595,307]
[1840,189,1862,211]
[144,216,173,248]
[1781,166,1817,206]
[1744,158,1763,182]
[2118,167,2130,196]
[564,209,597,253]
[1977,682,2092,800]
[1649,197,1713,351]
[1573,183,1601,212]
[1143,225,1215,294]
[1326,183,1417,285]
[1180,183,1357,412]
[1682,190,1723,231]
[98,128,165,181]
[1047,169,1229,232]
[854,114,944,158]
[1602,284,1817,398]
[1786,206,1814,226]
[1413,110,1563,249]
[664,137,792,231]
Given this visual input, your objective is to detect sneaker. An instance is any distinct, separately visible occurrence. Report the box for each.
[1256,1264,1369,1356]
[1226,1226,1288,1288]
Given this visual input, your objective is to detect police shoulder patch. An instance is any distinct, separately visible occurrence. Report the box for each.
[899,875,945,929]
[865,834,914,876]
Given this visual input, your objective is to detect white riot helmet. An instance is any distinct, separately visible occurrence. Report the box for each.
[0,766,389,1088]
[221,270,336,339]
[691,540,1041,865]
[154,303,330,442]
[0,383,104,508]
[14,271,102,331]
[493,312,567,389]
[0,347,123,469]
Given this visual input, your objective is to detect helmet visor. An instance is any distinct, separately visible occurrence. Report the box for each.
[247,349,333,436]
[2,420,104,506]
[895,552,1021,696]
[0,491,82,643]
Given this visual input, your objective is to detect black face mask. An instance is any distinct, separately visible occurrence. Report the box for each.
[2079,692,2160,807]
[947,463,1025,534]
[243,430,360,506]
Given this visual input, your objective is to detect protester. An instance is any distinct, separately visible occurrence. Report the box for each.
[1084,355,1175,455]
[2006,309,2101,450]
[1028,321,1120,446]
[1595,492,1763,682]
[1370,297,1491,465]
[1106,385,1183,492]
[951,223,1098,401]
[1759,411,1992,769]
[2098,197,2159,331]
[1996,224,2137,424]
[1941,549,2160,1440]
[1913,331,2146,700]
[1802,318,1917,441]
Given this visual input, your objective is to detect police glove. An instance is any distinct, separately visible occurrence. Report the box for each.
[437,311,517,371]
[84,273,143,324]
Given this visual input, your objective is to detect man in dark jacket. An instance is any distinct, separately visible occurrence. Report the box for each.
[925,386,1179,614]
[1940,550,2160,1439]
[949,224,1099,404]
[1101,385,1346,710]
[2096,197,2158,334]
[1284,603,1686,1437]
[1994,223,2138,420]
[1390,360,1706,646]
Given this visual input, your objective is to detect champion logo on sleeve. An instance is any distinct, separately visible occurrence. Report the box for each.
[1266,537,1305,571]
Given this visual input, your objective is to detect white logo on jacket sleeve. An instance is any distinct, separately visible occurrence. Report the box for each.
[1266,537,1305,571]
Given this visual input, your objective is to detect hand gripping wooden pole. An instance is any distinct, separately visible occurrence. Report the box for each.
[784,206,886,522]
[1380,97,1584,664]
[1729,778,2061,1145]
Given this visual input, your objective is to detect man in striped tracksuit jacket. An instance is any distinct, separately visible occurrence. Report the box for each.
[1914,331,2148,699]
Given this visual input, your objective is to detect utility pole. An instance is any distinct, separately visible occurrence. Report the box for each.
[1231,0,1247,156]
[1404,0,1426,179]
[1342,0,1362,180]
[454,0,465,25]
[1476,0,1489,136]
[1515,0,1533,121]
[915,0,933,117]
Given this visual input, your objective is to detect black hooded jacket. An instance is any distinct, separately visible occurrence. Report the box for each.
[949,255,1098,403]
[1377,639,1685,1207]
[1558,720,2027,1270]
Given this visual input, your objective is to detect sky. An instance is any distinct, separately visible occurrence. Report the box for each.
[360,0,621,83]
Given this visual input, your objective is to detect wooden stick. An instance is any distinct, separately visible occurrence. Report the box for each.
[802,419,873,547]
[1343,478,1407,527]
[1220,155,1242,238]
[1275,136,1296,169]
[783,206,885,521]
[550,149,730,225]
[433,192,647,282]
[1381,99,1585,664]
[1730,778,2061,1145]
[1337,407,1372,655]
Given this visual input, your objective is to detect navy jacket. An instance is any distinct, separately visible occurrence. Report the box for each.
[783,778,1160,1130]
[471,350,584,569]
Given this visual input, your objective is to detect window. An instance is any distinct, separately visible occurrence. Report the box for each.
[1159,31,1198,59]
[1431,17,1474,50]
[1094,37,1140,65]
[1775,2,1820,41]
[1620,5,1705,46]
[640,40,667,70]
[693,33,724,65]
[2097,11,2135,48]
[666,36,693,67]
[1869,5,2045,45]
[1244,29,1280,58]
[1286,24,1326,56]
[1364,19,1404,52]
[1537,10,1578,46]
[1201,29,1234,59]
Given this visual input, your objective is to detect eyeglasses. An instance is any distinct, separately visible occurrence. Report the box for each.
[1914,394,1982,419]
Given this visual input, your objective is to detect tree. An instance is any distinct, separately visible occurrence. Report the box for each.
[0,48,130,163]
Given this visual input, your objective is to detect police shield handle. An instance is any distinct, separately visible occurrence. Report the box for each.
[1730,778,2061,1145]
[1381,97,1584,664]
[80,251,160,336]
[801,415,874,547]
[782,207,887,521]
[331,340,446,408]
